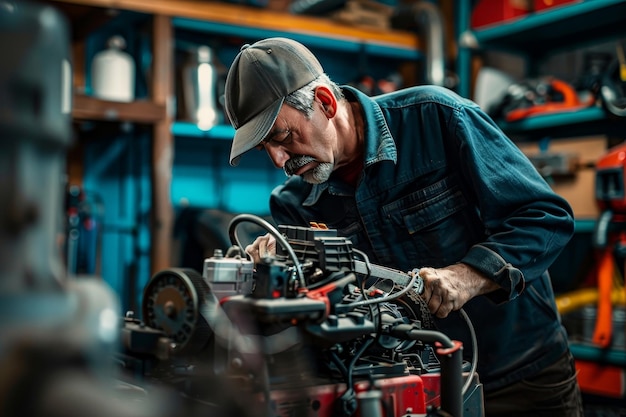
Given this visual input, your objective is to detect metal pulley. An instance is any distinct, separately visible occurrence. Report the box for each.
[142,268,214,355]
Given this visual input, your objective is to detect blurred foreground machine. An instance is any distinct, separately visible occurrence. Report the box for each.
[0,2,175,417]
[122,216,484,417]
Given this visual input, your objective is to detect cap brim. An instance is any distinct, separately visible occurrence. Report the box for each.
[229,97,284,166]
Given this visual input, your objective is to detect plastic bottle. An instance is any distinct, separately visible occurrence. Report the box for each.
[91,35,135,102]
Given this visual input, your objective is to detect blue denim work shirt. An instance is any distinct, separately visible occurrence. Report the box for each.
[269,85,575,392]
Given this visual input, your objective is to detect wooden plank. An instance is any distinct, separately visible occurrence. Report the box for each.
[47,0,420,50]
[71,40,86,93]
[71,93,166,122]
[66,135,84,187]
[150,14,175,274]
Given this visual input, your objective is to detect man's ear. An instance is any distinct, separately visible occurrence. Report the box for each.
[314,86,337,118]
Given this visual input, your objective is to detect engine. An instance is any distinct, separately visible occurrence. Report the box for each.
[120,214,483,417]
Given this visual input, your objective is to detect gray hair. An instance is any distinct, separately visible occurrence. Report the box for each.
[284,73,344,118]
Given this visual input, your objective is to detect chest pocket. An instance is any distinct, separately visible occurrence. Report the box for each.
[383,176,467,233]
[381,176,474,267]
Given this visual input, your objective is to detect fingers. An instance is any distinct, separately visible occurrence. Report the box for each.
[244,234,277,264]
[419,267,458,319]
[258,237,271,258]
[244,243,259,263]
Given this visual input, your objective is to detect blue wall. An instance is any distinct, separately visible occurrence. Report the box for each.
[82,127,152,313]
[172,136,286,215]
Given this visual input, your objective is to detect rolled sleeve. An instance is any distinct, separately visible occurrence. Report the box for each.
[462,244,526,303]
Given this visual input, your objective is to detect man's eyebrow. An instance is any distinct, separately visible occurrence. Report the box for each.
[263,127,282,140]
[266,129,281,139]
[264,128,287,141]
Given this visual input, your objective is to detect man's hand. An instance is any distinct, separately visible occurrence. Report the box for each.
[245,233,277,264]
[419,263,500,318]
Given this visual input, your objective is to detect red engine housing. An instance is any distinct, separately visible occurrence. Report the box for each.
[269,374,431,416]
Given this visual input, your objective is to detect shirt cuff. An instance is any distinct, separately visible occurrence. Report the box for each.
[461,244,525,303]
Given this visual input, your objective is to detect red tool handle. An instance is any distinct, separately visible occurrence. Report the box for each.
[592,247,614,348]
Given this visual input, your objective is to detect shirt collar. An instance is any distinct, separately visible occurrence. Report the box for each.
[303,86,397,206]
[341,85,397,167]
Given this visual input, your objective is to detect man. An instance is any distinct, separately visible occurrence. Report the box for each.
[223,37,583,416]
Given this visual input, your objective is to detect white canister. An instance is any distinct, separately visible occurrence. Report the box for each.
[91,35,135,102]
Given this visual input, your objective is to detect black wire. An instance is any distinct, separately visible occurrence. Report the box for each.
[227,213,306,287]
[329,338,376,405]
[330,349,349,379]
[459,308,478,396]
[346,338,375,389]
[350,248,380,334]
[351,248,372,296]
[342,270,420,309]
[349,248,389,342]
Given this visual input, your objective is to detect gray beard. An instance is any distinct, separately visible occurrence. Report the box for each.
[284,156,333,184]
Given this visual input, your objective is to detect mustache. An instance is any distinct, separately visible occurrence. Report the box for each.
[284,155,316,176]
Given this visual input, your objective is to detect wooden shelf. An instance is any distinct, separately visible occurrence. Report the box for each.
[49,0,420,52]
[71,94,166,123]
[172,17,420,60]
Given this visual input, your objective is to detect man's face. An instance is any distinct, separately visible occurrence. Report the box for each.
[257,100,336,184]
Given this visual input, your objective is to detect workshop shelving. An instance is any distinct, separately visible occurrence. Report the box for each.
[456,0,626,224]
[495,106,626,140]
[458,0,626,380]
[456,0,626,148]
[458,0,626,139]
[496,106,606,133]
[460,0,626,58]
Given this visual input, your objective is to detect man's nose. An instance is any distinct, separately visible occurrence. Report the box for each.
[265,145,290,168]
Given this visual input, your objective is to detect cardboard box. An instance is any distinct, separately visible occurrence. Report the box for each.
[516,136,608,220]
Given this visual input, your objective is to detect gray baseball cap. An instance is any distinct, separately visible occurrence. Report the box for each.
[224,37,324,166]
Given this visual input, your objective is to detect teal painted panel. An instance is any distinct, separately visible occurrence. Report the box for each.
[570,342,626,367]
[172,136,285,215]
[82,132,153,314]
